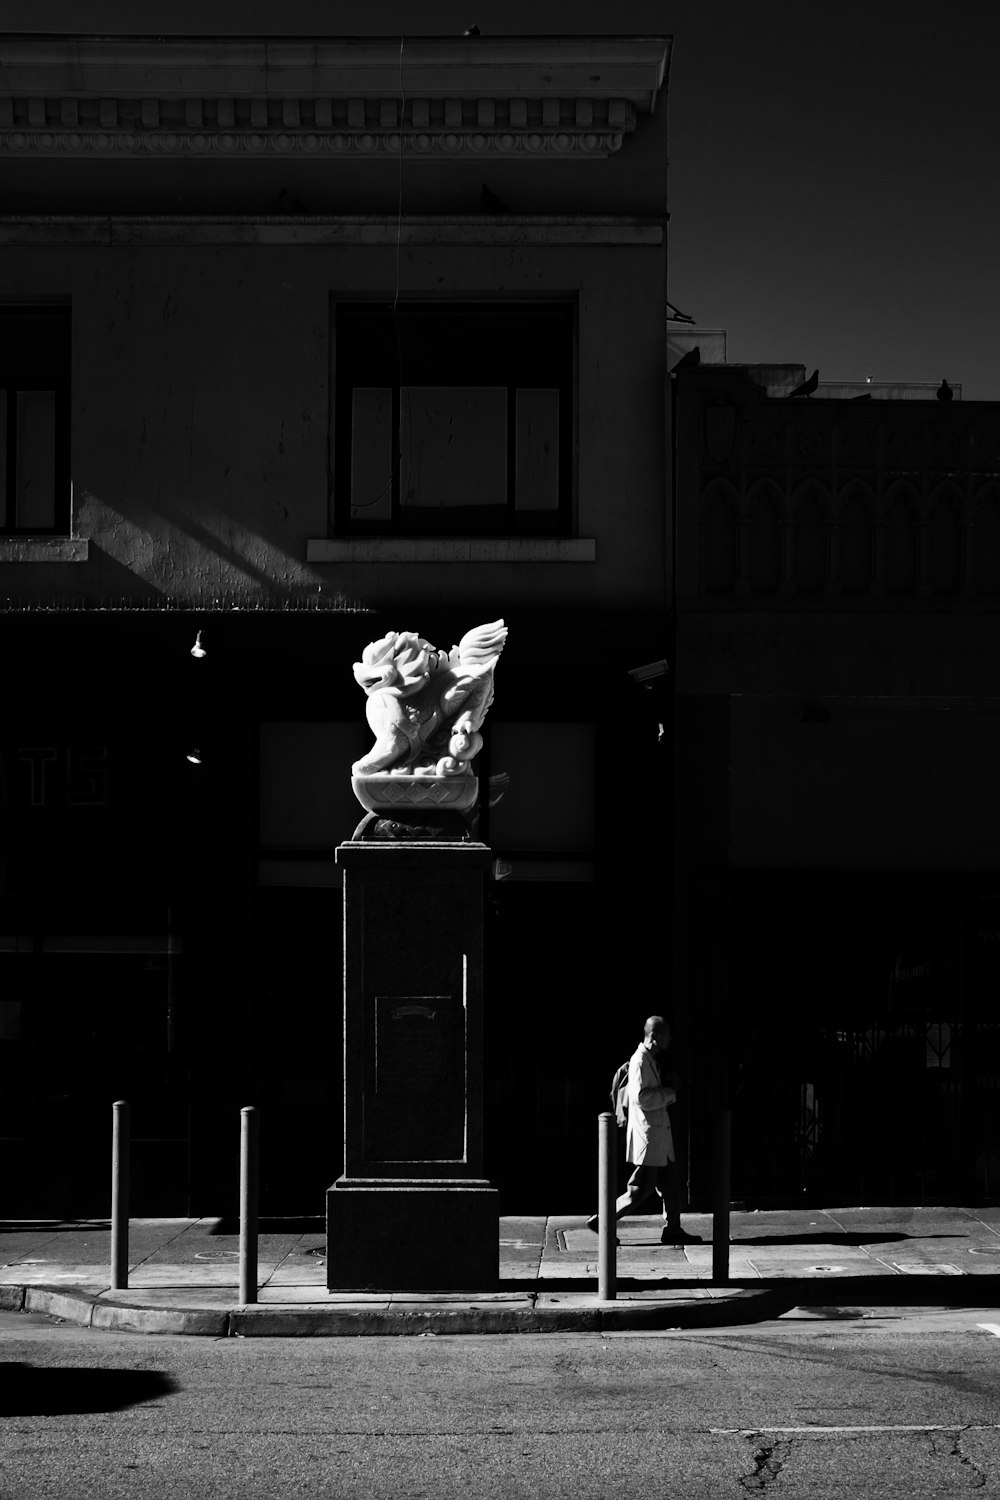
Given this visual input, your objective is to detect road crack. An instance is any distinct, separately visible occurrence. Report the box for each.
[932,1430,987,1489]
[739,1434,790,1491]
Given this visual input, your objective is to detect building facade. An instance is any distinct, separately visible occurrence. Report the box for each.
[674,362,1000,1206]
[0,26,672,1215]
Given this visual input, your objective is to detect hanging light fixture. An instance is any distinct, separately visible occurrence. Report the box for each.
[190,630,206,658]
[186,747,203,765]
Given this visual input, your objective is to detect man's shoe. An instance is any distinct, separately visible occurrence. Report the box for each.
[660,1226,704,1246]
[586,1215,620,1245]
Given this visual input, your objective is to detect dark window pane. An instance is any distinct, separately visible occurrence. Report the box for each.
[400,386,507,509]
[16,390,56,530]
[0,305,70,536]
[350,387,393,521]
[0,306,69,382]
[516,389,559,512]
[334,300,573,537]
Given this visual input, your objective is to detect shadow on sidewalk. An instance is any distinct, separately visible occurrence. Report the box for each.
[210,1217,325,1235]
[0,1221,112,1233]
[729,1232,957,1247]
[504,1273,1000,1308]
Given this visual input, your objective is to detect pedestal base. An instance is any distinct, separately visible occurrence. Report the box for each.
[327,1177,499,1291]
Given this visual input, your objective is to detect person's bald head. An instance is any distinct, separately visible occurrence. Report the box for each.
[643,1016,671,1051]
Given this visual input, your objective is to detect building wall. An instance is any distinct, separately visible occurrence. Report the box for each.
[0,237,667,614]
[0,25,672,1215]
[673,364,1000,1206]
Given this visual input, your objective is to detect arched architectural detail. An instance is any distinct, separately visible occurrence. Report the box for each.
[790,477,832,514]
[880,476,920,521]
[927,486,962,594]
[699,479,740,594]
[884,489,918,593]
[747,490,781,593]
[700,476,741,511]
[928,477,967,516]
[834,477,877,520]
[745,478,787,594]
[973,482,1000,594]
[791,479,831,593]
[745,476,787,517]
[837,484,874,594]
[972,478,1000,515]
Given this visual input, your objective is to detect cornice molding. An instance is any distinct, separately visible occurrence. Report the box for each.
[0,214,665,246]
[0,34,669,162]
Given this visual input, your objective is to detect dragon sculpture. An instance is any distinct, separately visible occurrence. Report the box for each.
[352,619,507,782]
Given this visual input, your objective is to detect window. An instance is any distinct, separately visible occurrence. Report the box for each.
[0,305,71,537]
[333,301,573,537]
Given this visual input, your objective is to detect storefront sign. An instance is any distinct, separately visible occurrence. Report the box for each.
[0,746,108,807]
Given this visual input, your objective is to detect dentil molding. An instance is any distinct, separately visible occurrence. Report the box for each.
[0,34,669,161]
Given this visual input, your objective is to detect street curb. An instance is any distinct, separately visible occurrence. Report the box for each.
[4,1283,791,1337]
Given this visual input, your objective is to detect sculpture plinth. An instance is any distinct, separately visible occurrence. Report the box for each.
[327,841,497,1291]
[328,620,504,1291]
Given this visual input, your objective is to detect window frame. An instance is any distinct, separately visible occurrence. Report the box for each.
[0,304,71,538]
[331,298,575,538]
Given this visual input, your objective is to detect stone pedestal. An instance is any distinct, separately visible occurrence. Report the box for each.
[327,841,498,1291]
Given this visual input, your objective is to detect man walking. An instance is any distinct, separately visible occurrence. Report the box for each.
[587,1015,703,1245]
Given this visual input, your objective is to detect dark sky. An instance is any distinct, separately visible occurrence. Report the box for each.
[666,2,1000,399]
[8,1,1000,398]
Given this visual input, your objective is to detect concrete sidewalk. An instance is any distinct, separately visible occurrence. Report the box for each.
[3,1205,1000,1337]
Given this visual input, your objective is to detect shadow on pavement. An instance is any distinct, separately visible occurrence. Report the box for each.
[761,1273,1000,1308]
[210,1217,325,1235]
[729,1232,953,1247]
[0,1221,112,1233]
[499,1274,1000,1307]
[0,1364,177,1417]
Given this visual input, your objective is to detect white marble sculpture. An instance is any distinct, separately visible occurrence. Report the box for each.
[351,620,507,813]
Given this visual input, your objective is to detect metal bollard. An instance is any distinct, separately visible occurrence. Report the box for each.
[712,1106,732,1284]
[598,1111,617,1301]
[239,1106,259,1306]
[111,1100,130,1290]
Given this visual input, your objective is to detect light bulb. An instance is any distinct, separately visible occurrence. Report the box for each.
[191,631,206,658]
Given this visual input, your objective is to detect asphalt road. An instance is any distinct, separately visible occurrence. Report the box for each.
[3,1306,1000,1497]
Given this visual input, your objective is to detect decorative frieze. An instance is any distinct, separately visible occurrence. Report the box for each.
[0,121,631,160]
[0,35,667,161]
[697,469,1000,601]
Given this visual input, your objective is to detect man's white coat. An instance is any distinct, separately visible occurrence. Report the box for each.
[625,1041,676,1166]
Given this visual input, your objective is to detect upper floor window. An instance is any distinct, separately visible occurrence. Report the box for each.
[0,305,71,537]
[333,301,574,537]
